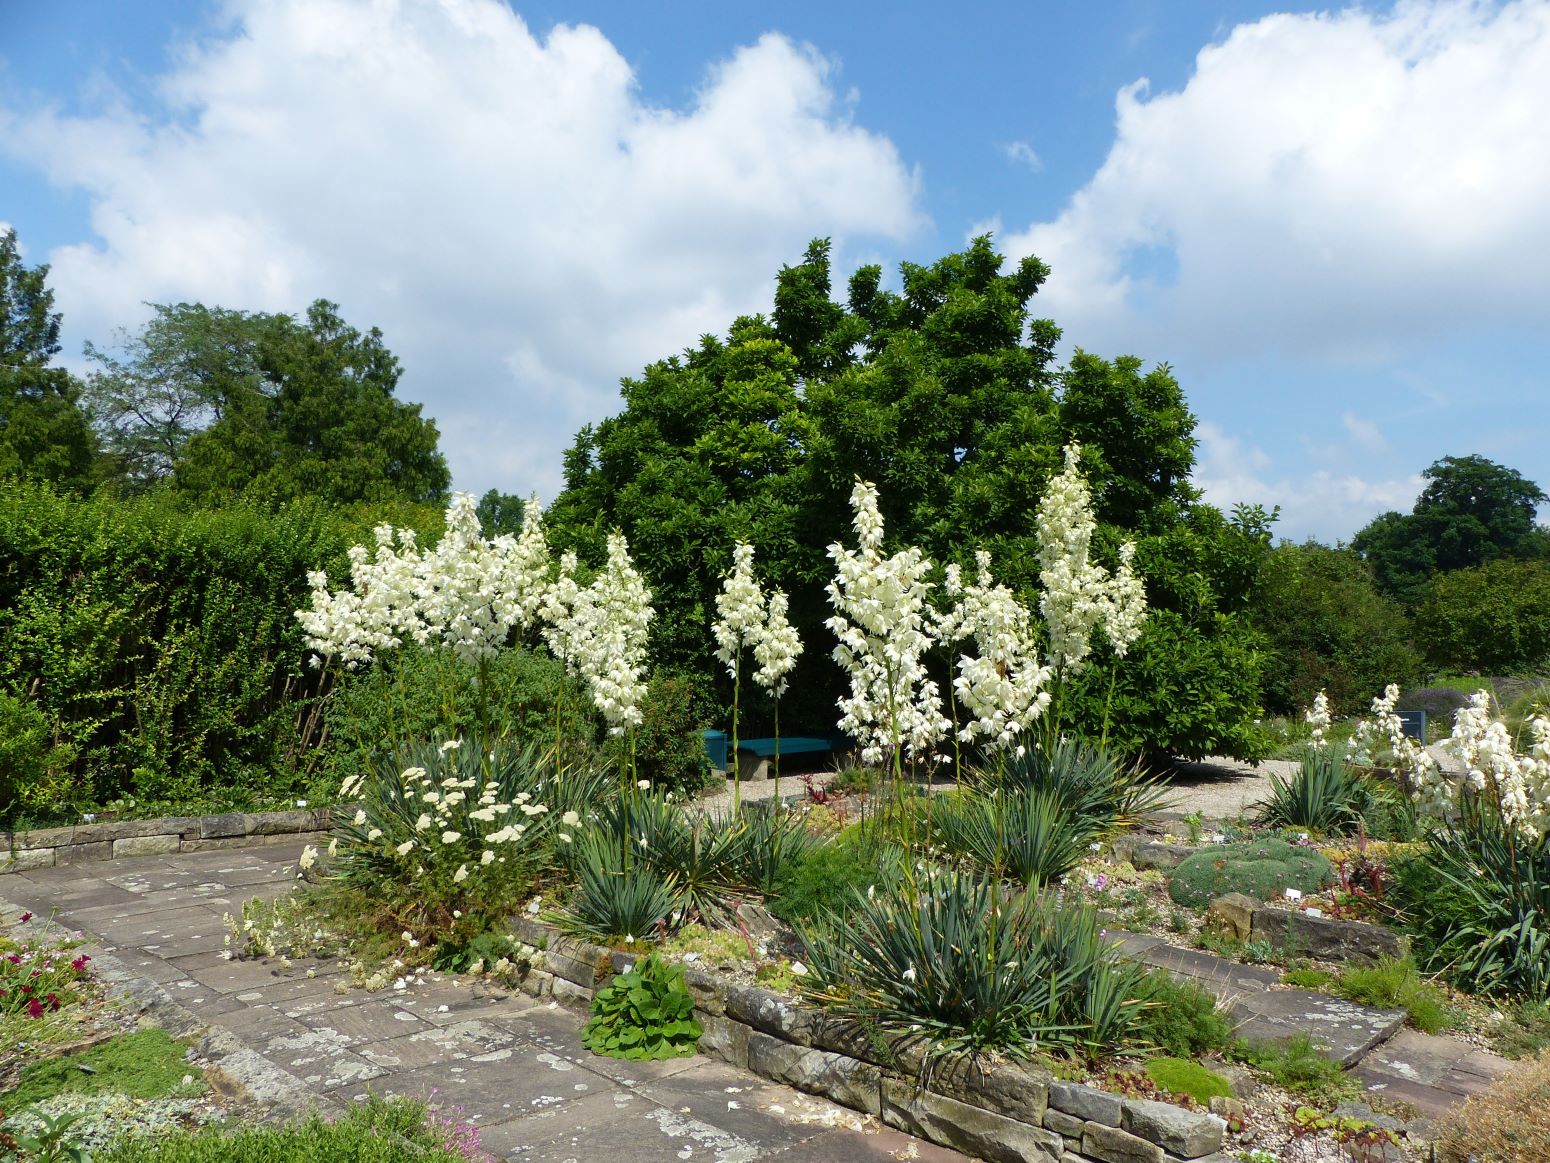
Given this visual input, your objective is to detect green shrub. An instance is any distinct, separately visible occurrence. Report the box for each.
[95,1096,472,1163]
[319,643,597,795]
[1335,955,1451,1034]
[1131,971,1235,1057]
[603,675,711,797]
[1390,812,1550,999]
[328,734,594,945]
[0,689,76,820]
[932,788,1100,887]
[767,828,901,927]
[1143,1056,1233,1104]
[0,481,437,824]
[552,828,681,944]
[798,872,1149,1060]
[1416,559,1550,674]
[1256,751,1392,835]
[582,955,702,1061]
[1168,839,1334,909]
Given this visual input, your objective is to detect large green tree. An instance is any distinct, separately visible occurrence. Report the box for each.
[1354,455,1548,605]
[0,229,96,489]
[85,299,449,506]
[551,237,1272,761]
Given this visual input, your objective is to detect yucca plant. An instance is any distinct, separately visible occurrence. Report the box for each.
[1392,806,1550,1000]
[932,788,1098,887]
[974,738,1170,832]
[797,871,1148,1060]
[552,828,680,943]
[1256,750,1389,834]
[720,803,823,895]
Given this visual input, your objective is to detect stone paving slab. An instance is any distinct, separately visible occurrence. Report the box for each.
[1229,988,1407,1066]
[12,848,974,1162]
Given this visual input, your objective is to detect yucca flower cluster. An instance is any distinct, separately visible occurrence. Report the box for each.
[297,492,553,668]
[298,494,656,737]
[826,481,951,768]
[1034,443,1149,677]
[1305,690,1332,750]
[542,533,655,734]
[713,542,804,698]
[1428,691,1550,841]
[940,551,1052,753]
[1347,684,1438,786]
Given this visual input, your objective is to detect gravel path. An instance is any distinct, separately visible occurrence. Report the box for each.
[1154,756,1300,823]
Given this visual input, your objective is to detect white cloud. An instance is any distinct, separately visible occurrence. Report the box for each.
[1003,0,1550,365]
[1192,422,1423,542]
[1341,411,1389,454]
[0,0,922,497]
[1002,140,1042,170]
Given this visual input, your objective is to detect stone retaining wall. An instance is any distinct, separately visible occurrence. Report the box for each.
[1207,891,1407,963]
[503,915,1229,1163]
[1,807,331,873]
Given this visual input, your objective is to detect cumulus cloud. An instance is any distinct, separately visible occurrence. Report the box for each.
[0,0,921,496]
[1193,422,1423,542]
[1003,0,1550,364]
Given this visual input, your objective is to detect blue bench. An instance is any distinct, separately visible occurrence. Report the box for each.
[702,731,839,777]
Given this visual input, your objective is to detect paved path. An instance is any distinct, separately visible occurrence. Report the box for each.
[1111,932,1510,1127]
[2,846,967,1163]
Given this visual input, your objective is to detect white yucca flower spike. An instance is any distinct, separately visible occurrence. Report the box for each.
[942,550,1052,751]
[1305,690,1332,750]
[713,542,766,678]
[753,588,803,697]
[1034,442,1149,676]
[826,480,950,767]
[550,532,654,734]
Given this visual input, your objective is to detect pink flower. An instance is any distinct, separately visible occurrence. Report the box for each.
[18,912,31,923]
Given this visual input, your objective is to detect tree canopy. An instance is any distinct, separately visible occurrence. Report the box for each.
[1354,454,1548,605]
[85,299,450,506]
[549,236,1272,762]
[0,229,96,489]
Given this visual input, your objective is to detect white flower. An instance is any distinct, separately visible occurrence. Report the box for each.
[561,810,581,827]
[481,850,496,865]
[826,480,950,767]
[753,589,803,698]
[453,864,469,883]
[395,839,416,855]
[368,828,384,841]
[1034,443,1149,677]
[713,542,767,680]
[1305,690,1332,750]
[901,966,917,983]
[440,739,462,753]
[352,809,368,826]
[298,845,318,871]
[637,779,652,791]
[441,830,462,844]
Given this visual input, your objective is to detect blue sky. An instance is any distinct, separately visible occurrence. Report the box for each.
[3,0,1547,540]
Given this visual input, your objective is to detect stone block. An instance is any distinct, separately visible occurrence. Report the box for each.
[56,841,113,864]
[1133,842,1196,871]
[1229,988,1405,1067]
[16,825,77,848]
[1044,1108,1084,1137]
[1082,1122,1164,1163]
[930,1056,1050,1123]
[200,813,249,839]
[747,1032,881,1114]
[1051,1081,1123,1127]
[883,1078,1062,1163]
[810,1017,927,1075]
[725,984,817,1045]
[548,975,593,1007]
[680,965,727,1015]
[244,810,316,836]
[507,915,550,948]
[112,834,181,858]
[1205,893,1256,941]
[1121,1099,1224,1158]
[1250,905,1407,963]
[0,847,55,873]
[543,942,607,988]
[697,1013,751,1068]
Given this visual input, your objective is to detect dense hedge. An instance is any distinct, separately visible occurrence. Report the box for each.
[0,481,440,823]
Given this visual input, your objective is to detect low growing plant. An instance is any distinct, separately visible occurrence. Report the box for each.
[1230,1032,1355,1105]
[1334,955,1451,1034]
[581,955,702,1061]
[1143,1056,1233,1105]
[0,921,92,1021]
[1433,1048,1550,1163]
[1168,838,1334,909]
[1131,971,1235,1057]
